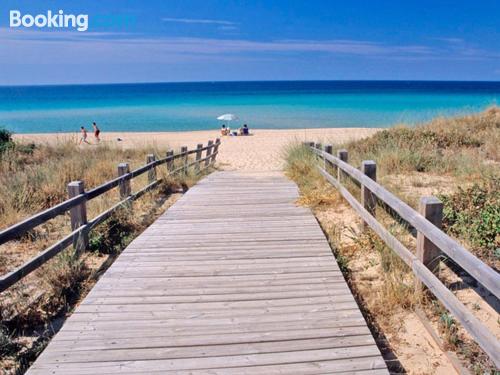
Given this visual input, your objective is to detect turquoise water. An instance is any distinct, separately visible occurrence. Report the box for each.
[0,81,498,133]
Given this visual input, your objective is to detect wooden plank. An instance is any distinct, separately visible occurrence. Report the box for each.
[105,256,334,268]
[86,284,349,298]
[46,327,374,351]
[30,347,384,373]
[72,301,358,318]
[74,295,355,313]
[80,289,352,305]
[85,277,345,293]
[53,318,371,341]
[39,336,378,363]
[28,357,387,375]
[66,305,361,324]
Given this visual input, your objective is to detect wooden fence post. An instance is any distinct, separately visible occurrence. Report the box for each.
[166,150,174,173]
[211,138,221,164]
[181,146,188,175]
[337,149,348,182]
[416,196,443,292]
[146,154,156,183]
[324,144,333,172]
[67,181,88,255]
[361,160,377,231]
[195,144,203,173]
[118,163,131,199]
[205,140,214,167]
[308,142,315,148]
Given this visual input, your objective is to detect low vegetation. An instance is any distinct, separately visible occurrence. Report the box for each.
[284,107,500,373]
[0,128,15,154]
[0,134,211,373]
[339,106,499,178]
[440,179,500,268]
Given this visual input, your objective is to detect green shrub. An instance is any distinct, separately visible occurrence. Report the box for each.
[0,128,11,143]
[0,324,19,357]
[0,128,14,154]
[440,178,500,267]
[16,143,36,155]
[88,216,135,255]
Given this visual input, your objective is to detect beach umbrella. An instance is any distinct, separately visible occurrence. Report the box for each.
[217,113,238,121]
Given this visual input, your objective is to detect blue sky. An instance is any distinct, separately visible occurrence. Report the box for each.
[0,0,499,85]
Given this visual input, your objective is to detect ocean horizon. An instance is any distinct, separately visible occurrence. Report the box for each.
[1,80,499,134]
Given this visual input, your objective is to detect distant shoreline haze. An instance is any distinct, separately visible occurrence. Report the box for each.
[0,81,498,134]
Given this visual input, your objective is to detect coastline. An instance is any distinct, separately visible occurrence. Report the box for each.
[14,128,380,171]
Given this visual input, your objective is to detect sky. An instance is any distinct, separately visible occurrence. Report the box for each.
[0,0,499,85]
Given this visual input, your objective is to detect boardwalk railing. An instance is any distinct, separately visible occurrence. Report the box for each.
[305,142,500,367]
[0,139,221,294]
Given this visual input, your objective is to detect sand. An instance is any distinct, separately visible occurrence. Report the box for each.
[15,128,380,171]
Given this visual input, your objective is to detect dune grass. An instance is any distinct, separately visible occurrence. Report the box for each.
[338,106,500,177]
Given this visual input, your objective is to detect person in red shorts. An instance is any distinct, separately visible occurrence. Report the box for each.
[92,122,101,142]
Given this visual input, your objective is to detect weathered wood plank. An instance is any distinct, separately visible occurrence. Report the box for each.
[39,336,378,363]
[30,347,385,373]
[28,357,387,375]
[53,318,371,341]
[46,327,374,351]
[74,295,355,312]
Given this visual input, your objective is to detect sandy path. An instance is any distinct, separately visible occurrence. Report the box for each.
[15,128,379,171]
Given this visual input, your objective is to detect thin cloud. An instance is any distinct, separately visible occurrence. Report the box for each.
[433,37,464,44]
[162,17,237,26]
[218,25,239,31]
[1,28,498,65]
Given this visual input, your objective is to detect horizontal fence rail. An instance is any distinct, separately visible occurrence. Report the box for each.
[306,142,500,367]
[0,139,220,293]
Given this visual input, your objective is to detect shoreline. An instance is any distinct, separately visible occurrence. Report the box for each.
[14,128,380,171]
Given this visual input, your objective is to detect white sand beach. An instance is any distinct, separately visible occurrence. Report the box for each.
[15,128,379,171]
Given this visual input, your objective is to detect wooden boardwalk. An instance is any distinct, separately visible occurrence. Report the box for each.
[27,171,388,374]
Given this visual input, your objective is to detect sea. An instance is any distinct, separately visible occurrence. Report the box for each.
[0,81,499,134]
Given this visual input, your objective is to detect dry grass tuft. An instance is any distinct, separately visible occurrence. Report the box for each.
[283,143,341,208]
[0,140,162,229]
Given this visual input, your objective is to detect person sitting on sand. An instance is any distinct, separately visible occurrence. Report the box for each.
[79,126,90,145]
[242,124,249,135]
[221,124,229,136]
[92,122,101,142]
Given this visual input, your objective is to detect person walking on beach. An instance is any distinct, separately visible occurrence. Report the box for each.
[79,126,90,145]
[92,122,101,142]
